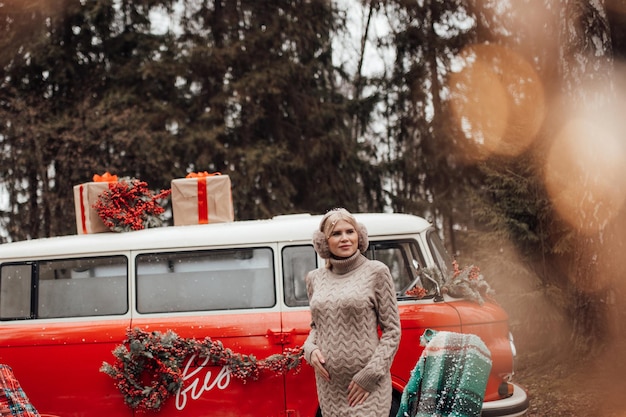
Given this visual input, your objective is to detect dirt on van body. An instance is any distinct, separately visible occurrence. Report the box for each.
[514,340,626,417]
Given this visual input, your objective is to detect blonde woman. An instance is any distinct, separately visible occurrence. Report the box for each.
[304,208,401,417]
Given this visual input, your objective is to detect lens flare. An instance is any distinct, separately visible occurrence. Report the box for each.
[449,43,545,161]
[544,117,626,235]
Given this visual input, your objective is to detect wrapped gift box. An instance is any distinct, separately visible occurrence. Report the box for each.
[73,173,117,234]
[73,182,110,234]
[171,173,234,226]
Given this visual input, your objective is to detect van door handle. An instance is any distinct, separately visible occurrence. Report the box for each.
[267,329,294,345]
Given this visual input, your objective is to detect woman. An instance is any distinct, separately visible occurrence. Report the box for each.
[303,208,401,417]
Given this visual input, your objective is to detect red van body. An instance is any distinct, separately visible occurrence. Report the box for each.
[0,213,528,416]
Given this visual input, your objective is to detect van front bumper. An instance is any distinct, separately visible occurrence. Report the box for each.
[481,383,529,417]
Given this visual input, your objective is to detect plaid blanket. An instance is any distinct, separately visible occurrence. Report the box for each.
[0,365,40,417]
[397,329,492,417]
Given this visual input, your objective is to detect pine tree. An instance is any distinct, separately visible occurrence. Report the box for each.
[175,0,366,219]
[0,0,181,239]
[373,0,479,253]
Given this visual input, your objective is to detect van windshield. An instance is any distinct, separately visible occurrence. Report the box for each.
[364,240,425,295]
[426,230,454,280]
[364,240,441,299]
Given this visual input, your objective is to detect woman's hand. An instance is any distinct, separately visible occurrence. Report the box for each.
[310,349,330,381]
[347,380,369,406]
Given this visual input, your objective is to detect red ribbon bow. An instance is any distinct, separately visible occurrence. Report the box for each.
[92,172,118,182]
[185,172,222,224]
[185,171,221,178]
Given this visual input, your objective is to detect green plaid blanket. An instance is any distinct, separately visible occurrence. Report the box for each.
[397,329,492,417]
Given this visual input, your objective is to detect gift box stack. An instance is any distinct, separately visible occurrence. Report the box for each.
[73,171,234,234]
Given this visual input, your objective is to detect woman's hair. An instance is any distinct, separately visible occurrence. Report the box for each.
[312,208,368,261]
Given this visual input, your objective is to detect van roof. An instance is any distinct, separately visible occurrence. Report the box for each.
[0,212,432,259]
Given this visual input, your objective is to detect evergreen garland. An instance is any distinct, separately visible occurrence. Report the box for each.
[101,328,303,412]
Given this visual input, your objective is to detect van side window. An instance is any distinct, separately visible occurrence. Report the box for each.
[136,248,275,313]
[282,245,317,307]
[282,239,430,306]
[0,256,128,320]
[0,264,33,320]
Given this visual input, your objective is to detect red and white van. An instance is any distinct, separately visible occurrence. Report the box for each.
[0,213,528,417]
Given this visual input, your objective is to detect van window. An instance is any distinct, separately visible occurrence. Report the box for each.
[0,256,128,320]
[282,245,317,307]
[365,240,427,295]
[283,239,430,306]
[135,247,275,313]
[426,230,453,280]
[0,264,33,320]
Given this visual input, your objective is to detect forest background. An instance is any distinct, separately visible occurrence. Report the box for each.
[2,1,626,414]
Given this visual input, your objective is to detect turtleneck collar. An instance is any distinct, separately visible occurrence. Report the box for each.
[328,251,367,275]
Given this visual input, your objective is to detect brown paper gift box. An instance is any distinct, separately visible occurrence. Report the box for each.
[171,174,234,226]
[73,182,111,234]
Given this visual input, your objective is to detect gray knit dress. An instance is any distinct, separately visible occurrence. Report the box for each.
[303,252,401,417]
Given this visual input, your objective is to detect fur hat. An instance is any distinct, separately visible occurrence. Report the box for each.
[312,208,368,259]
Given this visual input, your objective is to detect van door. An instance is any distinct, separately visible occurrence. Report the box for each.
[280,244,319,417]
[129,246,285,417]
[279,240,464,417]
[0,255,132,416]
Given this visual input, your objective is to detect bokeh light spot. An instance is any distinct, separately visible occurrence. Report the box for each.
[544,118,626,235]
[449,43,545,161]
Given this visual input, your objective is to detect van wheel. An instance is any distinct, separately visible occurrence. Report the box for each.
[389,390,401,417]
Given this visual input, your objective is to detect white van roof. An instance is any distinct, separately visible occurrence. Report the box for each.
[0,212,432,260]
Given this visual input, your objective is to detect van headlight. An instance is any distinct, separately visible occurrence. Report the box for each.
[495,332,519,398]
[509,331,517,373]
[500,331,518,385]
[509,331,517,359]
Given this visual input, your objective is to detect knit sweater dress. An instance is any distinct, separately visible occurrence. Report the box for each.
[303,252,401,417]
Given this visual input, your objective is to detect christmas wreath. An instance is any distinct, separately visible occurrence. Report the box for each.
[100,328,303,412]
[93,178,171,232]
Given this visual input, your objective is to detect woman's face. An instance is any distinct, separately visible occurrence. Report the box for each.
[327,219,359,258]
